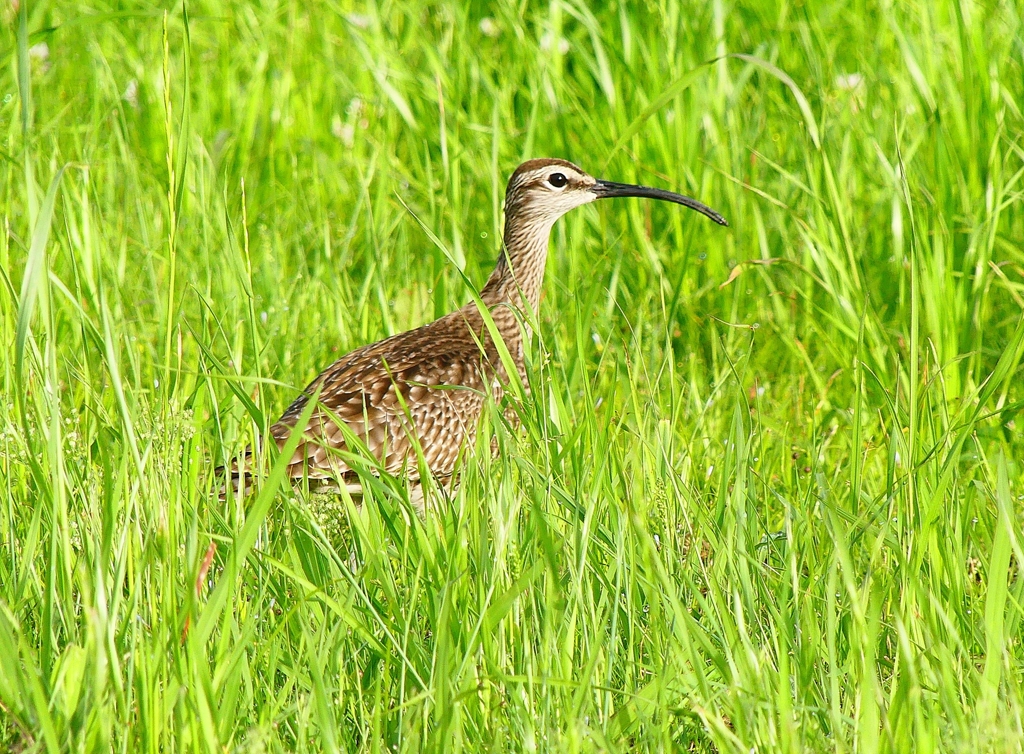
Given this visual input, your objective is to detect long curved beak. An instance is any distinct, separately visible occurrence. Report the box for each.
[591,179,728,226]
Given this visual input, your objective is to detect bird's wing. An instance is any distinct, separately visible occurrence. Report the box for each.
[265,314,493,482]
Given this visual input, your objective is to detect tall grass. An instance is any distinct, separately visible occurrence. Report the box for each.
[1,0,1023,751]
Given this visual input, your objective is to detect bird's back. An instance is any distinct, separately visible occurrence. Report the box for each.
[259,303,510,486]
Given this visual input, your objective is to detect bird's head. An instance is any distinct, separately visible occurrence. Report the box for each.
[503,158,728,230]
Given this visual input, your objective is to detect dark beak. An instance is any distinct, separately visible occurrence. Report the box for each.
[592,179,728,226]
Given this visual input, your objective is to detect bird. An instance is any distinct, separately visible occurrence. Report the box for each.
[227,158,727,505]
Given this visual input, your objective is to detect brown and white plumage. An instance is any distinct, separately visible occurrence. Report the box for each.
[228,158,726,499]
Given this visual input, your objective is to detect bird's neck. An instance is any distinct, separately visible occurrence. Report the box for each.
[478,214,554,313]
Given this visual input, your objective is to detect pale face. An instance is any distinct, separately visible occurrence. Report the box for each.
[503,161,599,228]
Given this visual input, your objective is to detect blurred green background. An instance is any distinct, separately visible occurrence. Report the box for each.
[1,0,1022,751]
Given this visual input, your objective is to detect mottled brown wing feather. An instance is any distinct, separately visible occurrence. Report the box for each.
[262,309,497,484]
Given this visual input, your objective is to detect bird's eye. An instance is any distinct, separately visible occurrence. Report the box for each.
[548,172,568,188]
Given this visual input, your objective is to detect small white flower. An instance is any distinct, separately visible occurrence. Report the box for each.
[539,32,569,55]
[29,42,50,73]
[835,73,863,90]
[479,17,500,37]
[123,79,139,108]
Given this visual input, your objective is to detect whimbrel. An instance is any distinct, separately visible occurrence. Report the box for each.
[229,159,726,501]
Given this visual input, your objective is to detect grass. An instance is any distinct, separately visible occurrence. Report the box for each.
[1,0,1023,750]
